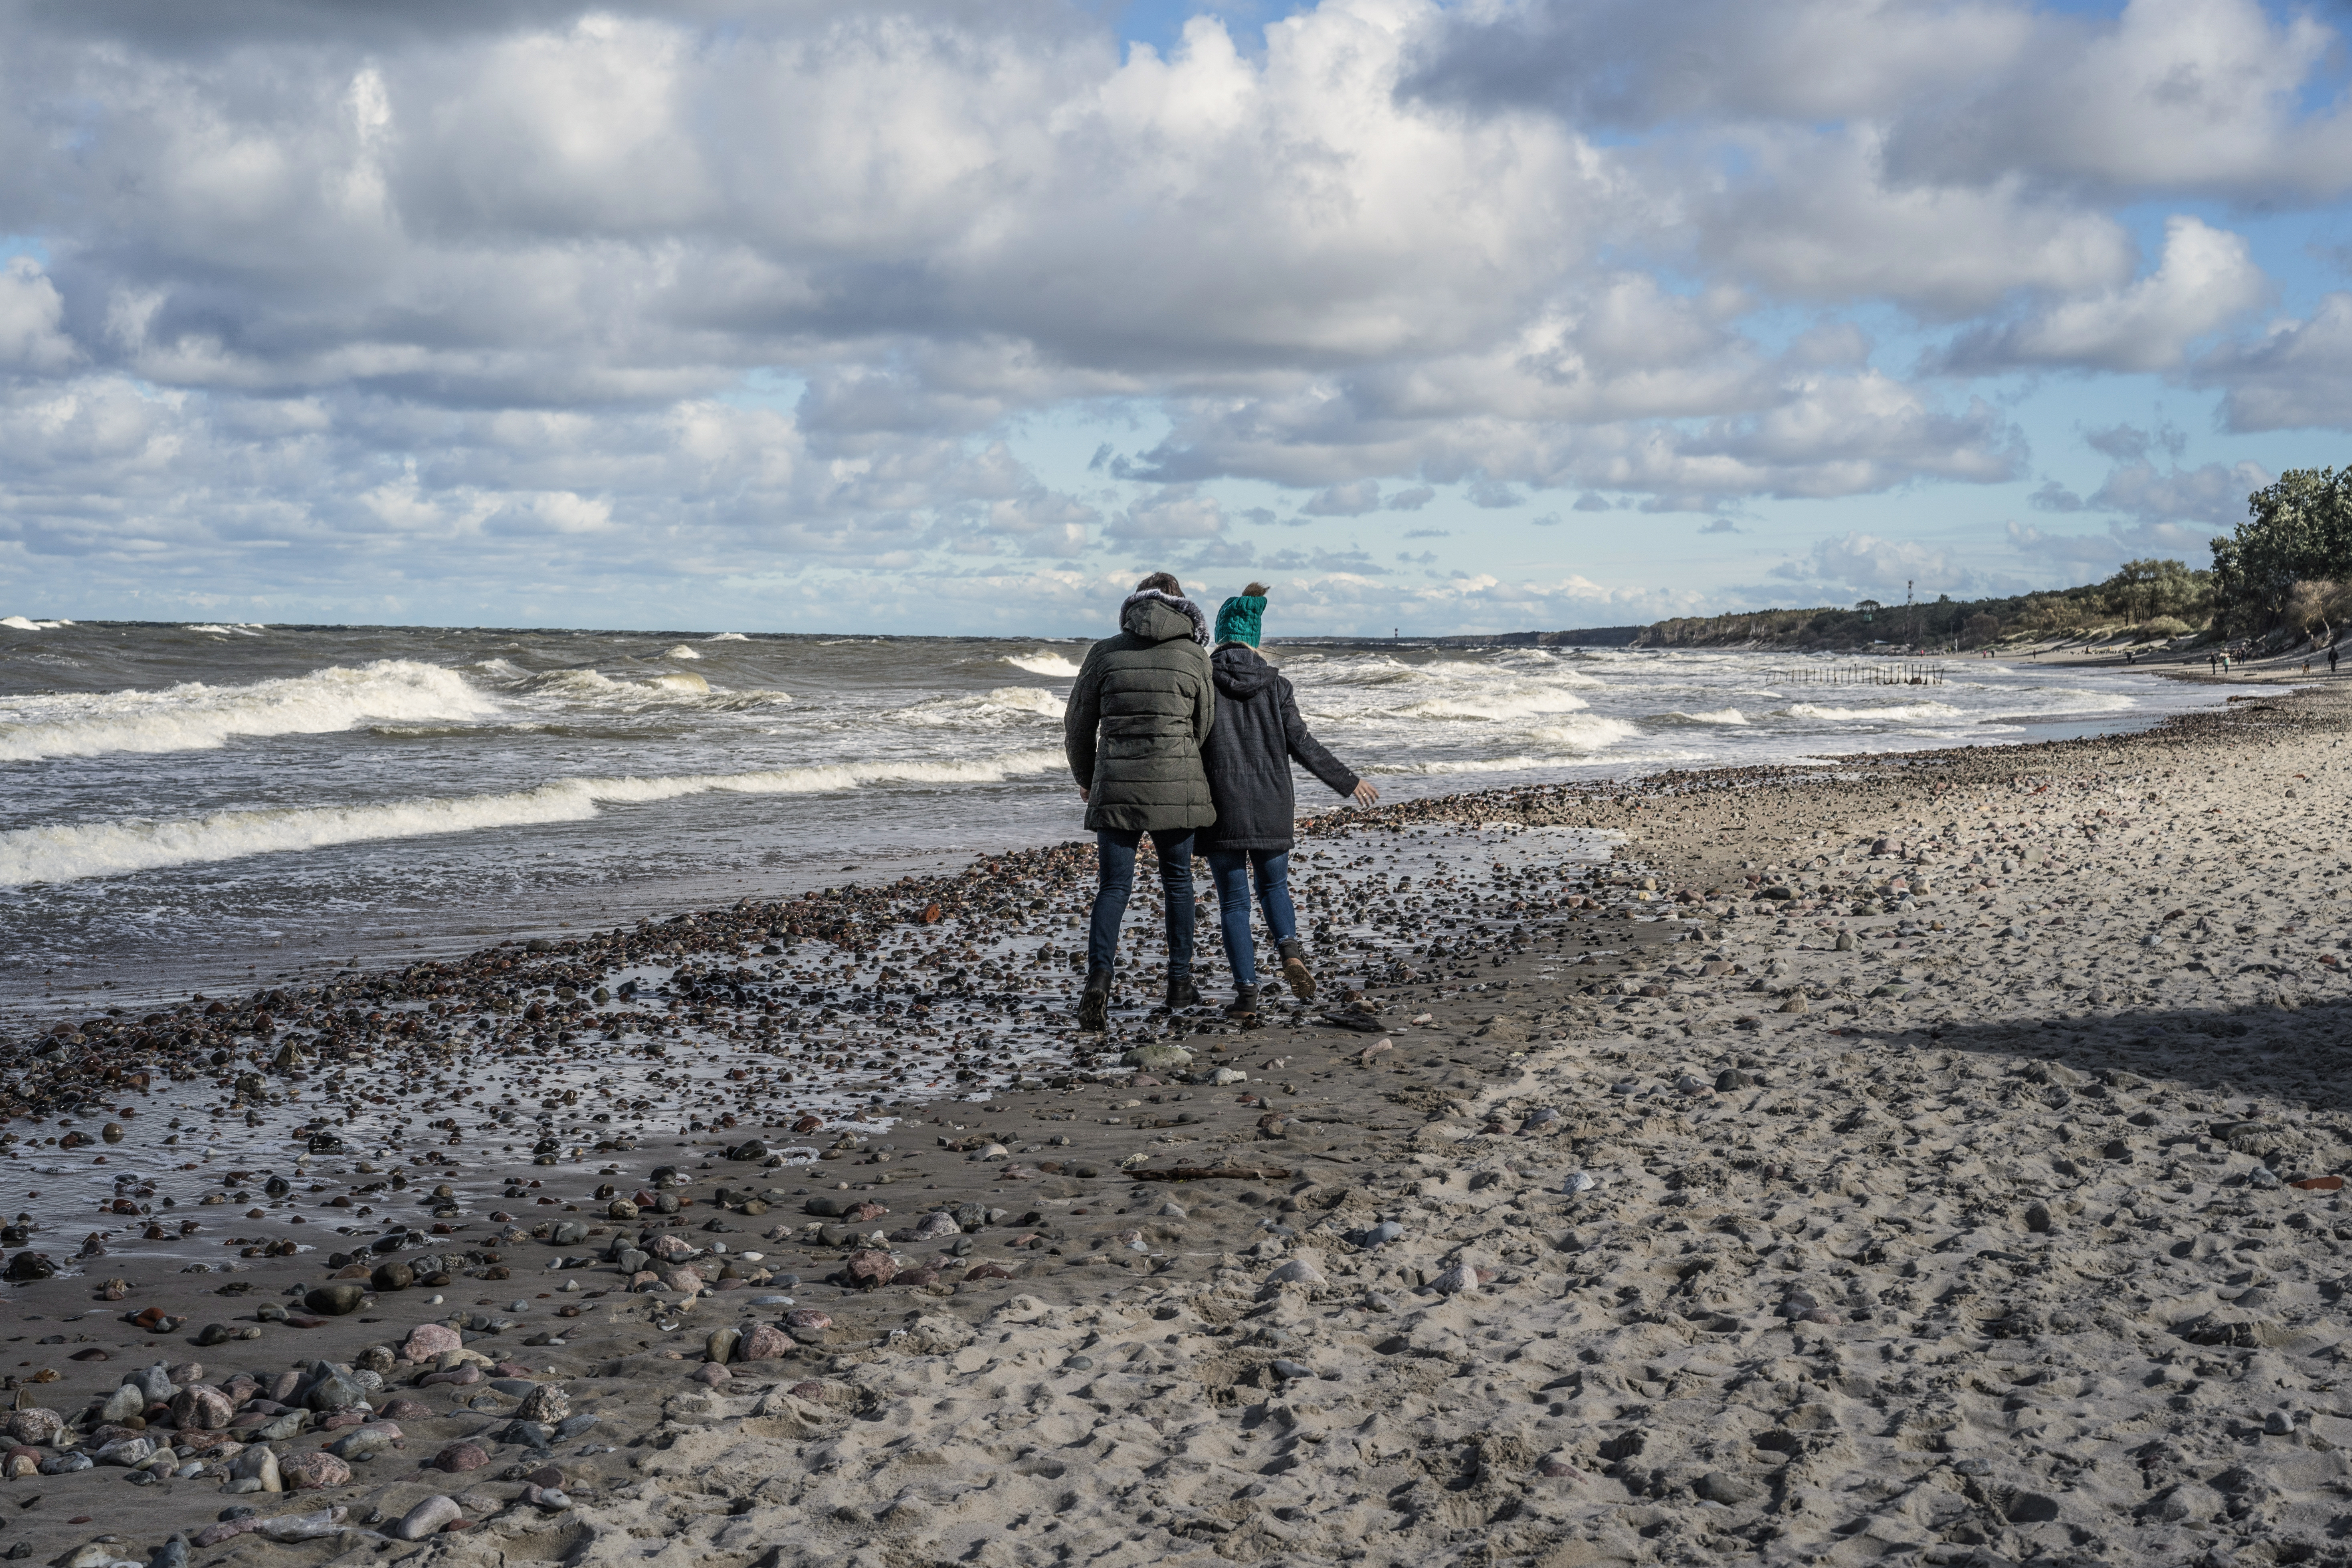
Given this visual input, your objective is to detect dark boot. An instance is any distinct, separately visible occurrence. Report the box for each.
[1279,939,1316,1003]
[1165,970,1200,1010]
[1224,983,1260,1018]
[1077,967,1112,1031]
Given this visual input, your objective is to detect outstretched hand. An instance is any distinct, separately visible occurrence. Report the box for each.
[1352,780,1380,807]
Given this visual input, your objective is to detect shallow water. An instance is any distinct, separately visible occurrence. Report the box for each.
[0,621,2226,1002]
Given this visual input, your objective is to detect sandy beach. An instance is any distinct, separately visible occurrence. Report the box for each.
[5,669,2352,1568]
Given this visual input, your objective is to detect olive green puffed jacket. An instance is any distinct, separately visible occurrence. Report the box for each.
[1064,592,1217,833]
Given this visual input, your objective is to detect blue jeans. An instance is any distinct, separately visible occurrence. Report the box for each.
[1205,847,1297,986]
[1087,829,1195,975]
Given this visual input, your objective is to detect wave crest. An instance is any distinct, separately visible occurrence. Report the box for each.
[0,748,1067,885]
[1784,701,1964,722]
[0,660,495,763]
[891,686,1062,727]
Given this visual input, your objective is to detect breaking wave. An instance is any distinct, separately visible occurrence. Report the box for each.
[891,687,1062,727]
[0,661,495,763]
[0,748,1068,885]
[1782,701,1966,723]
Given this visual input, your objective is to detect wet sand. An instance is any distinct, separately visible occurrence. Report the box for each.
[5,679,2351,1568]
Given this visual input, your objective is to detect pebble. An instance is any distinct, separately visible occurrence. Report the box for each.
[394,1495,463,1542]
[432,1442,489,1474]
[1260,1257,1326,1291]
[1428,1261,1479,1295]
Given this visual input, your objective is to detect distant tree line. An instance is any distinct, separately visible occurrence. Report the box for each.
[1635,558,2213,651]
[1612,463,2352,652]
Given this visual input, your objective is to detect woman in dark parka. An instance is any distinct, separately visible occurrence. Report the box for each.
[1198,584,1378,1014]
[1063,571,1218,1028]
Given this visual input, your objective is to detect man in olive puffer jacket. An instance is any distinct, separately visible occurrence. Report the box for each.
[1064,571,1217,1028]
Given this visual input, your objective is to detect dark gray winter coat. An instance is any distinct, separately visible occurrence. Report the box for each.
[1196,644,1357,853]
[1064,592,1217,833]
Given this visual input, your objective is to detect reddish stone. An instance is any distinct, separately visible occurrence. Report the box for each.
[279,1450,352,1490]
[432,1441,489,1473]
[844,1249,897,1289]
[740,1324,790,1361]
[402,1324,462,1361]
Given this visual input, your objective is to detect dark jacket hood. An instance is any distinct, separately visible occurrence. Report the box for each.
[1211,643,1280,699]
[1120,590,1210,647]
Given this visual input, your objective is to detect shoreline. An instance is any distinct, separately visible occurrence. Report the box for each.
[2,683,2348,1565]
[6,649,2243,1019]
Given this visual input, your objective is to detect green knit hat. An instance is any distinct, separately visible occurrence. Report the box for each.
[1215,584,1269,647]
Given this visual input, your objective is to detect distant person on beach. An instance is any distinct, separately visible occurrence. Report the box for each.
[2332,646,2339,676]
[1197,584,1378,1016]
[1064,571,1218,1030]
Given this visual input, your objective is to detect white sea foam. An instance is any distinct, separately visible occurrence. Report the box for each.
[1489,653,1606,687]
[2031,688,2136,715]
[707,632,749,642]
[0,748,1068,885]
[891,687,1061,727]
[523,667,737,703]
[1783,701,1965,723]
[1657,708,1750,726]
[1527,717,1641,751]
[1391,687,1593,722]
[183,624,264,636]
[1006,653,1082,678]
[665,645,702,660]
[0,616,68,631]
[1370,754,1560,776]
[0,660,495,763]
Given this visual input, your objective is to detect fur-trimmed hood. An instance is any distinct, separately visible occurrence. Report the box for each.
[1119,589,1211,647]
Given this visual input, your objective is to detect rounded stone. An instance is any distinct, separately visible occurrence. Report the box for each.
[278,1450,351,1490]
[304,1283,367,1317]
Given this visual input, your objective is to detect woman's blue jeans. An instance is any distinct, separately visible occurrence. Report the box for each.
[1087,828,1195,974]
[1205,847,1297,986]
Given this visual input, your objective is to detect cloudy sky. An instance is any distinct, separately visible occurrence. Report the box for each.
[2,0,2348,635]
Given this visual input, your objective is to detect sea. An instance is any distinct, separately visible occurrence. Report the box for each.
[1,620,2231,1009]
